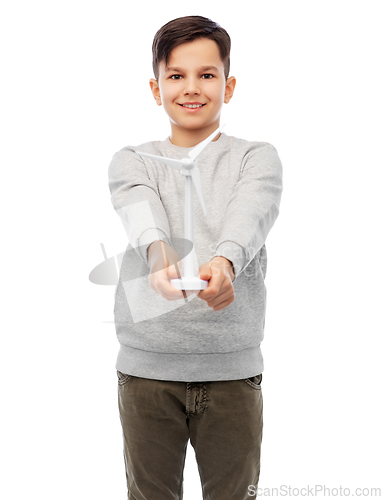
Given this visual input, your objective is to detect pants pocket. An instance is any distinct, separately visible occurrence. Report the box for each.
[117,370,132,386]
[244,373,262,390]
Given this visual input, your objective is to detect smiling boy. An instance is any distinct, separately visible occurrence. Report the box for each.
[108,15,283,500]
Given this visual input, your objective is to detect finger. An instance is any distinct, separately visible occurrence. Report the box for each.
[196,263,212,298]
[211,295,235,311]
[167,262,182,279]
[207,287,235,308]
[198,262,212,279]
[150,267,185,300]
[164,263,197,299]
[198,271,223,300]
[159,277,187,300]
[166,262,189,301]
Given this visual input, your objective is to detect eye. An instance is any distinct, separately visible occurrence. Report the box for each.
[201,74,214,79]
[169,74,182,80]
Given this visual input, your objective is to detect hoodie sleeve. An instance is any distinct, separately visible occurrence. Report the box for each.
[108,146,172,267]
[212,142,283,280]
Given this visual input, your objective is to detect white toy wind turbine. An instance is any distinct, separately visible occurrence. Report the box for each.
[135,123,225,291]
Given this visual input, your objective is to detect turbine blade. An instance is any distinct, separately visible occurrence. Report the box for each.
[190,166,207,216]
[187,123,226,161]
[135,150,184,170]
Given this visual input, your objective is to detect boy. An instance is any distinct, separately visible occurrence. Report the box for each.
[108,15,283,500]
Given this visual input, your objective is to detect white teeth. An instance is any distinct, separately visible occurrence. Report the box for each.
[182,104,203,108]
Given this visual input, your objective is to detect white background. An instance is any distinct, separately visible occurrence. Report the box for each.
[1,0,381,498]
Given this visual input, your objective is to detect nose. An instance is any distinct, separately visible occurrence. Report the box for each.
[183,77,201,96]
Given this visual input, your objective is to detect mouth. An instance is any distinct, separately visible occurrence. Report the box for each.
[178,103,206,113]
[178,103,206,109]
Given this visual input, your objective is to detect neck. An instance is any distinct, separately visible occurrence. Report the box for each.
[169,122,222,148]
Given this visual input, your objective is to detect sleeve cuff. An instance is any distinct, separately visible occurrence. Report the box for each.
[138,228,169,265]
[212,241,245,282]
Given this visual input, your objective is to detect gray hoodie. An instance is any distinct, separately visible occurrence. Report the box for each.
[108,132,283,382]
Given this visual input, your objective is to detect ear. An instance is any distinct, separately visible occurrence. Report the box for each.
[224,76,236,104]
[149,78,162,106]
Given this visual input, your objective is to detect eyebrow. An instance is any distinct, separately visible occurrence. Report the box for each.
[165,65,220,73]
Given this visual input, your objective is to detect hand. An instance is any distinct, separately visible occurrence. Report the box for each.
[197,257,235,311]
[148,241,195,301]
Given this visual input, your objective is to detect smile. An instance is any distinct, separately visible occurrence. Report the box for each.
[178,103,206,108]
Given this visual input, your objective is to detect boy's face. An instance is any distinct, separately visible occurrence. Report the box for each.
[150,38,236,146]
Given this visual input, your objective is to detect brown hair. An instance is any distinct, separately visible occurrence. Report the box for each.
[152,15,231,81]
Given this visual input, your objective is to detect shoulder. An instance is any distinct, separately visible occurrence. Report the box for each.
[223,135,281,172]
[111,139,162,159]
[225,134,279,156]
[108,139,164,173]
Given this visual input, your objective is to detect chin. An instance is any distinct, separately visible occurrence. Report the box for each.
[178,115,215,125]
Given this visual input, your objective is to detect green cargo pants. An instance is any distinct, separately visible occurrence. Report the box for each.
[117,371,263,500]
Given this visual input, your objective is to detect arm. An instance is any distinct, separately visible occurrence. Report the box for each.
[108,147,171,266]
[196,143,282,311]
[212,143,283,280]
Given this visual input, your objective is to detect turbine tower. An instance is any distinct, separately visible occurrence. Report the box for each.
[135,124,225,290]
